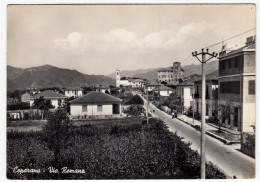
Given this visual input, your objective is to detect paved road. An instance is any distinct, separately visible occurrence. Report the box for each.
[139,94,255,179]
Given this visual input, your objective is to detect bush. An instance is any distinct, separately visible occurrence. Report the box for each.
[7,118,226,179]
[125,95,144,105]
[7,102,30,110]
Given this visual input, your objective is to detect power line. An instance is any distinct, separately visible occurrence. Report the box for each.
[179,27,255,65]
[205,27,255,49]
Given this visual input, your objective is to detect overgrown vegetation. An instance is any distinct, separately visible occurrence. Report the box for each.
[7,102,30,110]
[125,95,144,105]
[7,115,226,179]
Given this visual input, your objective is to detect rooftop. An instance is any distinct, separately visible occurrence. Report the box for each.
[65,87,83,91]
[31,90,66,99]
[70,91,122,104]
[147,81,162,86]
[157,85,173,91]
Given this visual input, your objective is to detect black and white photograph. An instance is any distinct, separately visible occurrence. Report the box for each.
[3,2,256,180]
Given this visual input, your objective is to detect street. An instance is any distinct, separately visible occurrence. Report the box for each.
[138,94,255,179]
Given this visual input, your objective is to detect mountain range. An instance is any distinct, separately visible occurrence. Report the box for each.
[106,60,218,81]
[7,65,115,91]
[7,60,218,91]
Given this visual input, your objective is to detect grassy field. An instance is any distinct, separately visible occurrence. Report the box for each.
[7,117,226,179]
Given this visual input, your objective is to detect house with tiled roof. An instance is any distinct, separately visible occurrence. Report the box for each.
[147,81,162,92]
[69,91,122,118]
[155,85,174,97]
[64,87,83,98]
[30,90,67,108]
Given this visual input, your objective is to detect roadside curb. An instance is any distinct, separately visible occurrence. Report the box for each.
[177,117,240,145]
[206,131,240,145]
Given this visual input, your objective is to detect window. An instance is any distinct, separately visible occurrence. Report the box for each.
[234,59,239,68]
[228,60,232,69]
[220,81,240,94]
[248,80,255,95]
[220,61,226,70]
[82,105,87,112]
[97,105,102,112]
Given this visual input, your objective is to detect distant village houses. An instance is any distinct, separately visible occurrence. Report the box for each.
[116,70,146,88]
[30,90,67,109]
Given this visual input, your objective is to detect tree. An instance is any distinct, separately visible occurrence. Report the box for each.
[126,95,144,105]
[163,94,182,113]
[110,88,119,95]
[105,89,110,94]
[32,96,55,119]
[42,109,72,176]
[211,101,234,132]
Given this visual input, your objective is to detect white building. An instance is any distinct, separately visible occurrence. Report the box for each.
[119,77,131,86]
[129,78,145,88]
[156,85,174,97]
[69,91,122,118]
[65,87,83,98]
[176,80,194,112]
[30,90,67,109]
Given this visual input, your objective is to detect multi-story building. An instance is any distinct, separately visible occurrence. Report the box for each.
[218,36,255,132]
[176,74,202,113]
[157,62,184,85]
[193,71,219,118]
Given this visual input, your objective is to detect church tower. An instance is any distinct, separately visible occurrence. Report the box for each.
[116,70,120,87]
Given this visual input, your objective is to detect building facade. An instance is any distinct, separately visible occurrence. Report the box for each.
[157,62,184,84]
[65,87,83,98]
[176,80,194,113]
[218,36,255,132]
[194,71,219,118]
[69,92,122,118]
[155,85,174,97]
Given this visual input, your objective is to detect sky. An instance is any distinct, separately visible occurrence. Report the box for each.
[7,4,255,75]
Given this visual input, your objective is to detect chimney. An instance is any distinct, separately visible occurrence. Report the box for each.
[246,36,255,46]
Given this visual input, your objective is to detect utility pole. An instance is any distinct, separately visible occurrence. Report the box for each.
[146,87,149,124]
[192,48,218,179]
[192,82,195,125]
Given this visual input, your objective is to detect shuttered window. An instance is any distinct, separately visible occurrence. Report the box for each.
[82,105,87,112]
[249,80,255,95]
[97,105,102,112]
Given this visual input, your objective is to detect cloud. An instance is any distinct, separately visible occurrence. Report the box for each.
[54,21,223,54]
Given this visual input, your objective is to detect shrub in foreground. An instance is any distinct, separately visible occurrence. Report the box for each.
[7,118,226,179]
